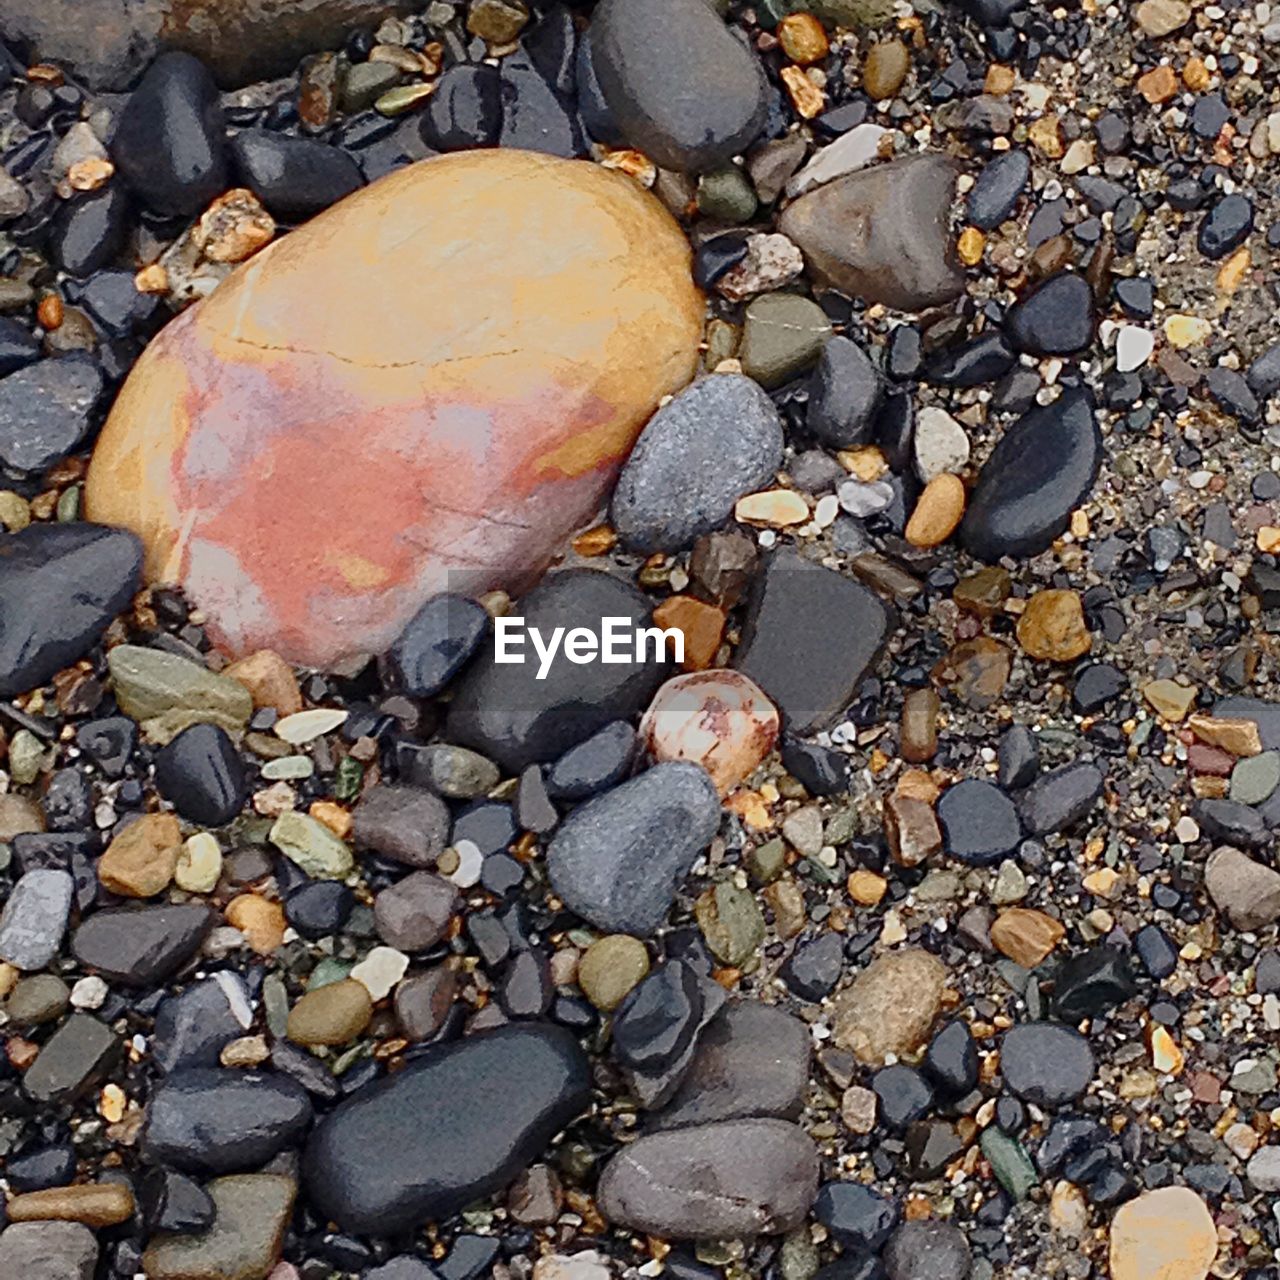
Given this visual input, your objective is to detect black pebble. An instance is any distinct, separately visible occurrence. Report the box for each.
[420,65,503,151]
[230,129,364,221]
[155,723,247,827]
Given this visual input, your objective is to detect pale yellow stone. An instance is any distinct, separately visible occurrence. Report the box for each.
[1082,867,1120,897]
[1187,713,1262,757]
[1109,1186,1216,1280]
[1164,313,1212,348]
[734,488,809,527]
[1148,1024,1184,1075]
[1143,679,1198,721]
[1049,1180,1088,1237]
[175,832,223,893]
[838,446,888,480]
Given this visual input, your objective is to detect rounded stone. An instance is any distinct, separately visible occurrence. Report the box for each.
[1016,590,1091,662]
[85,151,703,669]
[1109,1187,1216,1280]
[578,935,650,1011]
[287,978,373,1047]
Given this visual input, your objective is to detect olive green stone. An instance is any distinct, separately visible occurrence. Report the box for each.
[8,729,46,786]
[1230,751,1280,806]
[0,489,30,531]
[466,0,529,42]
[980,1126,1037,1200]
[107,645,252,743]
[374,82,435,116]
[697,167,759,222]
[268,812,354,879]
[811,0,896,27]
[56,485,81,523]
[340,61,401,113]
[577,934,650,1011]
[747,837,786,885]
[307,957,355,990]
[143,1175,296,1280]
[287,978,372,1046]
[739,293,832,389]
[4,974,70,1025]
[695,881,766,967]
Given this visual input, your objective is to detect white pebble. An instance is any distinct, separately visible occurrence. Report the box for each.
[444,839,484,889]
[275,708,348,745]
[1115,325,1154,373]
[351,946,410,1001]
[70,976,108,1009]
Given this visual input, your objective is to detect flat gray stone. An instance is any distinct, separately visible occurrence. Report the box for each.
[0,868,74,970]
[0,1221,97,1280]
[1205,845,1280,931]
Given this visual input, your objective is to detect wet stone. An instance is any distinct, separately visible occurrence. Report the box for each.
[612,960,725,1107]
[968,149,1030,230]
[1017,762,1104,836]
[384,593,489,697]
[998,724,1040,789]
[23,1013,121,1104]
[695,881,766,966]
[1000,1023,1095,1106]
[374,872,460,952]
[420,64,503,150]
[155,723,246,827]
[884,1220,972,1280]
[1230,751,1280,805]
[925,1019,979,1095]
[1198,193,1253,261]
[72,904,212,986]
[813,1182,898,1249]
[303,1024,590,1234]
[546,720,637,800]
[230,129,363,222]
[577,934,650,1011]
[611,374,784,553]
[353,784,451,868]
[1053,945,1138,1021]
[937,780,1022,866]
[111,52,228,217]
[0,869,74,970]
[739,293,833,389]
[960,388,1102,562]
[547,762,721,934]
[596,1118,818,1239]
[153,976,251,1073]
[1006,272,1095,356]
[588,0,768,172]
[833,949,946,1065]
[4,974,71,1025]
[807,336,884,448]
[0,354,102,476]
[394,966,458,1041]
[1205,845,1280,931]
[107,644,253,741]
[782,931,845,1001]
[735,547,893,734]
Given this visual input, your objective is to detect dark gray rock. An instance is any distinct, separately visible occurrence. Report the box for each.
[373,872,460,952]
[547,762,720,934]
[303,1024,590,1234]
[589,0,768,172]
[111,52,228,216]
[152,975,252,1073]
[0,1221,98,1280]
[779,154,963,311]
[384,593,489,697]
[597,1118,819,1238]
[960,388,1102,562]
[611,375,784,553]
[653,1002,811,1130]
[967,149,1030,230]
[937,779,1022,866]
[1006,272,1095,356]
[229,129,363,221]
[807,336,884,448]
[143,1068,313,1174]
[71,904,213,986]
[23,1014,121,1104]
[1016,762,1104,836]
[0,356,104,476]
[734,547,893,734]
[447,569,667,771]
[0,869,74,971]
[1000,1023,1095,1107]
[884,1220,972,1280]
[353,784,451,868]
[154,723,246,827]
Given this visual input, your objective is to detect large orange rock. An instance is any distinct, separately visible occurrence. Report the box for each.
[86,150,703,669]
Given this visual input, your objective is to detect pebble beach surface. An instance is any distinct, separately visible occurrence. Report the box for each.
[0,2,1279,1280]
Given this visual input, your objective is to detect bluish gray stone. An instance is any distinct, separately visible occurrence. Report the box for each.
[547,762,721,934]
[611,375,784,553]
[0,869,74,971]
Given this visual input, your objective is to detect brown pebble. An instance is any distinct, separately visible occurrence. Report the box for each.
[98,813,182,898]
[652,595,726,672]
[1016,589,1091,662]
[36,293,63,330]
[900,687,940,764]
[990,907,1065,967]
[225,894,286,955]
[287,978,374,1047]
[777,12,829,65]
[864,39,910,100]
[1137,65,1178,104]
[223,649,303,716]
[7,1183,136,1228]
[905,473,965,548]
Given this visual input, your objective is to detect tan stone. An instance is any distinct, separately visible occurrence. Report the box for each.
[640,671,779,795]
[651,595,726,672]
[1109,1187,1216,1280]
[905,473,965,548]
[885,792,942,869]
[990,907,1065,967]
[7,1183,135,1227]
[175,832,223,893]
[847,869,887,906]
[864,39,910,100]
[734,488,809,527]
[1187,713,1262,757]
[900,687,940,763]
[1143,678,1198,721]
[0,793,44,842]
[1137,65,1178,103]
[1016,589,1090,662]
[223,649,302,716]
[778,12,829,64]
[833,949,946,1064]
[287,978,373,1046]
[98,813,182,898]
[225,894,286,955]
[85,151,702,670]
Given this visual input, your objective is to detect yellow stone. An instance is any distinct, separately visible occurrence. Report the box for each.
[780,65,825,119]
[1187,713,1262,757]
[777,12,829,64]
[1028,114,1064,158]
[226,894,286,955]
[847,868,887,906]
[1109,1187,1217,1280]
[984,64,1016,95]
[1143,679,1198,722]
[1217,246,1251,294]
[1258,527,1280,553]
[905,473,966,548]
[990,908,1065,967]
[175,832,223,893]
[98,812,182,898]
[85,151,703,671]
[838,446,888,481]
[735,488,809,527]
[7,1183,135,1227]
[956,227,985,266]
[1082,867,1120,897]
[1016,589,1090,662]
[1164,313,1212,348]
[1148,1024,1184,1075]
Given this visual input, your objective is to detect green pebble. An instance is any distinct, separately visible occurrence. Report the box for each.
[747,837,786,885]
[262,974,290,1039]
[261,755,315,781]
[8,728,45,786]
[779,1229,820,1280]
[695,881,766,967]
[335,755,364,804]
[269,811,354,879]
[107,644,252,743]
[340,61,401,114]
[374,83,435,116]
[578,934,650,1011]
[739,292,833,390]
[823,806,858,846]
[1230,750,1280,806]
[980,1127,1038,1200]
[811,0,896,26]
[56,484,80,522]
[755,0,798,29]
[697,166,758,223]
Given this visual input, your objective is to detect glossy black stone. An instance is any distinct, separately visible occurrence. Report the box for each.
[780,737,851,797]
[286,881,354,938]
[960,388,1102,562]
[75,715,137,778]
[385,592,489,697]
[924,1019,979,1095]
[152,977,249,1073]
[923,331,1016,387]
[143,1068,313,1174]
[872,1064,934,1130]
[1134,924,1177,980]
[1006,271,1095,355]
[229,129,363,221]
[141,1169,216,1233]
[303,1024,590,1234]
[0,523,142,698]
[1198,193,1253,260]
[419,65,503,151]
[48,184,130,276]
[71,904,212,986]
[0,353,104,474]
[111,51,228,216]
[7,1142,76,1191]
[813,1182,899,1250]
[1017,762,1104,836]
[499,58,587,157]
[154,723,247,827]
[0,317,38,377]
[782,932,844,1001]
[545,720,637,799]
[966,149,1030,230]
[1052,945,1138,1021]
[1072,663,1127,712]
